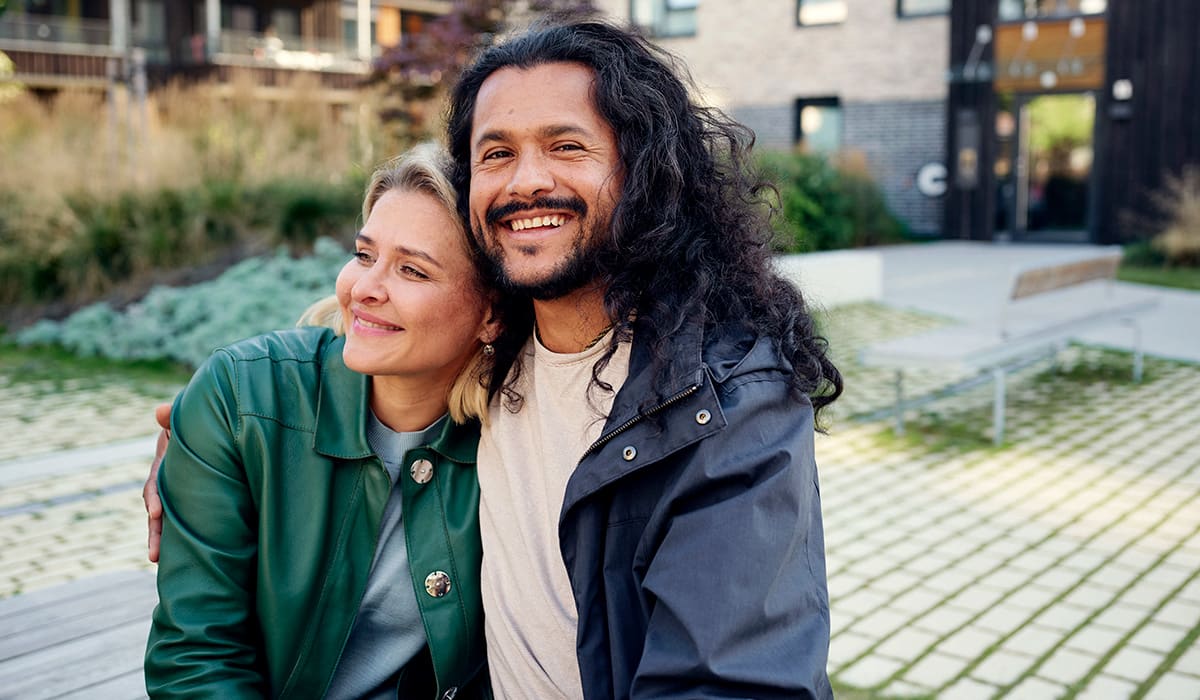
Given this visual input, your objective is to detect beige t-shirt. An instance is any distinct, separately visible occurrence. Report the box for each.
[478,330,631,700]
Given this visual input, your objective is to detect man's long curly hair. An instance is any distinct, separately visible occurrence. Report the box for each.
[446,19,842,423]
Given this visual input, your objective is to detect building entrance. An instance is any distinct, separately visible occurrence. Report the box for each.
[995,92,1096,242]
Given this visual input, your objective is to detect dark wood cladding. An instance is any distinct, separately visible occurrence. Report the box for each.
[1095,0,1200,244]
[7,49,113,84]
[944,0,998,240]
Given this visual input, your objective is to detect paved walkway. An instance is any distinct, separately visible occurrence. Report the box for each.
[876,241,1200,363]
[0,242,1197,698]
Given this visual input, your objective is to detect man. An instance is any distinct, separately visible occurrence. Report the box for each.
[147,19,842,699]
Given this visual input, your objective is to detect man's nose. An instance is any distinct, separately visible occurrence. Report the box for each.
[507,152,555,198]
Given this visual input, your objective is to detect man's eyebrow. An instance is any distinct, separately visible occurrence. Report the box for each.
[474,124,593,151]
[356,233,443,269]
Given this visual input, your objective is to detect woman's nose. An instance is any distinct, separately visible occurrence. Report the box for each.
[351,265,388,304]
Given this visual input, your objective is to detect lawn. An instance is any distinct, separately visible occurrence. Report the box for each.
[1117,264,1200,291]
[0,342,191,395]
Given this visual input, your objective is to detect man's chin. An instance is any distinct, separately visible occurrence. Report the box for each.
[498,266,596,301]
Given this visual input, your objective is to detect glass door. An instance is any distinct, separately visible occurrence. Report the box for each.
[1009,92,1096,241]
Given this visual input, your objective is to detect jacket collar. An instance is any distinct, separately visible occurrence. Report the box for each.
[313,335,478,465]
[604,315,708,427]
[604,315,768,426]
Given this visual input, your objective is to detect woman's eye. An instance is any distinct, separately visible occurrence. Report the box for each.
[353,251,372,263]
[401,265,429,280]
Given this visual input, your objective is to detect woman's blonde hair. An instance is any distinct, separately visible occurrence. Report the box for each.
[298,142,497,425]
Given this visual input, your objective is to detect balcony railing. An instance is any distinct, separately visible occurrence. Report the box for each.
[0,14,112,52]
[207,30,367,73]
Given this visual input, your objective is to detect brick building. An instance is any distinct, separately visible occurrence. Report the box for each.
[595,0,952,236]
[596,1,1199,245]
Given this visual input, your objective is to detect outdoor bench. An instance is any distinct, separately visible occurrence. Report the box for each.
[858,250,1160,445]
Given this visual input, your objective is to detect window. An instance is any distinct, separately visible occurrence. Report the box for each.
[797,0,846,26]
[631,0,697,38]
[998,0,1106,21]
[794,97,842,154]
[898,0,950,17]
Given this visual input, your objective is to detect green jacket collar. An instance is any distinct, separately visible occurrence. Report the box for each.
[313,335,478,465]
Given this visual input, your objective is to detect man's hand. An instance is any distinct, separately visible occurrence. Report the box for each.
[144,402,172,563]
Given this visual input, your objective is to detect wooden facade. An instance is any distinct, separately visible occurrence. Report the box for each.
[946,0,1200,244]
[945,0,998,240]
[1095,0,1200,244]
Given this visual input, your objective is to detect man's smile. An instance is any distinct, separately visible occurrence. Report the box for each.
[507,214,568,231]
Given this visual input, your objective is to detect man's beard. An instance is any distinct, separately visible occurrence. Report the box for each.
[479,196,609,301]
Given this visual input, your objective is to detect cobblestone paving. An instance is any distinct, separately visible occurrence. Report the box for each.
[0,367,176,597]
[0,303,1197,700]
[818,304,1200,700]
[0,374,179,462]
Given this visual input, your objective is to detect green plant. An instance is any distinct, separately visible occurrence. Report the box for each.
[0,77,383,324]
[757,151,906,253]
[13,238,350,368]
[1121,239,1166,267]
[1150,166,1200,267]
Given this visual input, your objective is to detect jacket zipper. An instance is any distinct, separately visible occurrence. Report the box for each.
[577,382,702,465]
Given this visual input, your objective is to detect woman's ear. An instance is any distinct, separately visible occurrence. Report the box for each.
[479,308,503,346]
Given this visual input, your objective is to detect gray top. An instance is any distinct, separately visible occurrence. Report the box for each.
[324,412,448,700]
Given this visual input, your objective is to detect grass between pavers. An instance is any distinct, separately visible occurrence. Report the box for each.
[865,346,1188,454]
[833,681,933,700]
[1118,265,1200,291]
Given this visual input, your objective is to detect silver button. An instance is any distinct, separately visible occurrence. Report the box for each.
[622,446,637,461]
[410,458,434,484]
[425,571,452,597]
[695,409,712,425]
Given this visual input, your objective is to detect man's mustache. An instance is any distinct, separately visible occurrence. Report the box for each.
[485,197,588,227]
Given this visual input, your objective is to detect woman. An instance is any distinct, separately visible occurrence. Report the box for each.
[145,144,504,699]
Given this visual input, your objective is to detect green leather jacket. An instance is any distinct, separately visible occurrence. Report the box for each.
[145,327,487,699]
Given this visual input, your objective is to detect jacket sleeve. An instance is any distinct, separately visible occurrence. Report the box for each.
[145,350,266,699]
[632,374,832,700]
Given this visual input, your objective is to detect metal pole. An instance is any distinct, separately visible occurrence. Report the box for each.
[109,0,129,55]
[205,0,220,60]
[356,0,371,62]
[894,369,906,437]
[106,56,120,179]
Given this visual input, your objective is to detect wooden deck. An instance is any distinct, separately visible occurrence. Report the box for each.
[0,570,156,699]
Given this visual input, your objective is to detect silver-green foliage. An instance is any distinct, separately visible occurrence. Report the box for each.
[16,238,348,368]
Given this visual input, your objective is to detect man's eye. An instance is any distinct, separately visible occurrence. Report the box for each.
[482,149,512,161]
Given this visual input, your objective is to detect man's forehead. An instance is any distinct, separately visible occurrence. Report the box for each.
[470,62,604,132]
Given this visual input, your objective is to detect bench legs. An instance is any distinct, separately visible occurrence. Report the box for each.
[1131,321,1144,383]
[992,368,1007,446]
[895,367,1008,444]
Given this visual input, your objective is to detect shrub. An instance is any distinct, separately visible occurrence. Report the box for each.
[1121,240,1166,268]
[14,238,350,368]
[757,150,906,253]
[0,77,385,322]
[1150,166,1200,267]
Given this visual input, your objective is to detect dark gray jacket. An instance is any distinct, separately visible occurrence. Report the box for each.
[560,319,833,699]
